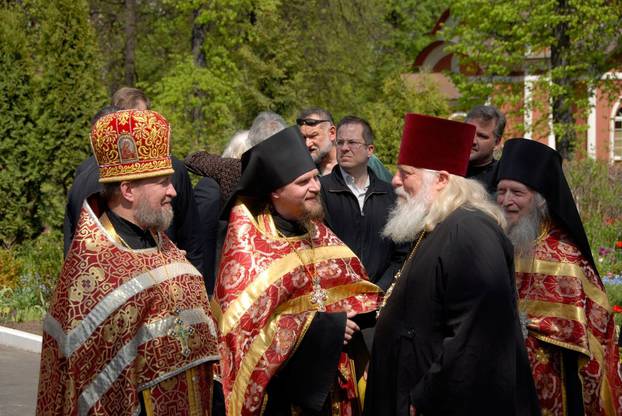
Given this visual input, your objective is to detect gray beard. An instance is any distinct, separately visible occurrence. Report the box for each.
[382,187,431,243]
[135,199,174,232]
[313,143,333,164]
[507,207,541,258]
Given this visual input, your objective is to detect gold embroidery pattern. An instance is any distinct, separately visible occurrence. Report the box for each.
[90,110,172,182]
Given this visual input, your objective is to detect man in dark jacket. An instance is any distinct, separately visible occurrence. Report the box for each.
[465,105,506,194]
[320,116,405,291]
[364,113,540,416]
[297,107,393,181]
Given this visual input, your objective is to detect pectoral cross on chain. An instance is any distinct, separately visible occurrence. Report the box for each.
[310,276,328,312]
[168,308,195,357]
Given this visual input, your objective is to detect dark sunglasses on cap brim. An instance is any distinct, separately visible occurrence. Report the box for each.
[296,118,331,127]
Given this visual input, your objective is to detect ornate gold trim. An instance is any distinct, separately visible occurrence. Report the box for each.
[99,168,175,183]
[142,389,154,416]
[219,245,362,336]
[522,299,588,325]
[515,258,610,312]
[228,313,316,416]
[273,283,381,316]
[530,333,590,357]
[587,332,615,415]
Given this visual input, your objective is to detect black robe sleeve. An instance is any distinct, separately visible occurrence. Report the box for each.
[63,157,100,255]
[168,158,205,274]
[193,176,221,294]
[264,312,346,414]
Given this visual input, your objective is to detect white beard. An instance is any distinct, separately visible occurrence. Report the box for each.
[507,205,541,258]
[382,186,432,243]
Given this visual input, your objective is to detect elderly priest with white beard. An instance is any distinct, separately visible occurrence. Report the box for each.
[363,114,540,416]
[496,138,622,416]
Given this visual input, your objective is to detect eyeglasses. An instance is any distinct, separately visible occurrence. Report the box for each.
[335,139,367,148]
[296,118,331,127]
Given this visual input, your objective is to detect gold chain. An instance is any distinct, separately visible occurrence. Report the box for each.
[377,231,426,318]
[275,224,329,312]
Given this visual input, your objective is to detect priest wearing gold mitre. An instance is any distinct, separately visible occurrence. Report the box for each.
[213,125,382,415]
[36,110,219,415]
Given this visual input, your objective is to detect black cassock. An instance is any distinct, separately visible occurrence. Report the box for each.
[364,207,540,416]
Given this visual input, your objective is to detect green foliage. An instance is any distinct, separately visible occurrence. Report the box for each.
[0,249,23,289]
[604,284,622,327]
[565,158,622,274]
[139,0,450,156]
[29,0,108,231]
[0,4,40,244]
[0,0,107,245]
[364,73,450,164]
[16,230,63,300]
[444,0,622,159]
[0,283,48,323]
[236,0,387,122]
[0,231,61,323]
[149,55,243,156]
[382,0,450,62]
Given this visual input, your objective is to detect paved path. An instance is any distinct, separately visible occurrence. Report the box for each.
[0,345,39,416]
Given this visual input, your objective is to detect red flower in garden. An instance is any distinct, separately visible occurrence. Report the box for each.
[613,305,622,313]
[615,241,622,249]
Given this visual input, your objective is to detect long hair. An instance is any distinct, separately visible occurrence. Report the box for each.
[423,172,507,232]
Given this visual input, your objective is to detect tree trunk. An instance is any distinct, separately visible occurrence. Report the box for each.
[124,0,137,86]
[550,0,575,160]
[191,7,208,68]
[190,6,209,149]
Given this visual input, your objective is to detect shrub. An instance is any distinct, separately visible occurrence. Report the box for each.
[0,278,48,323]
[16,230,63,301]
[605,283,622,327]
[565,158,622,275]
[0,248,23,288]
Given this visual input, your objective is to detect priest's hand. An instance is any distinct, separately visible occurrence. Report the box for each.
[344,310,360,345]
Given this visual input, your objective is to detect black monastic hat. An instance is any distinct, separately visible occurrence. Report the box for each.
[496,138,596,269]
[221,126,317,218]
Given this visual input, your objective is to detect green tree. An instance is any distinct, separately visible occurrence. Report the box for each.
[237,0,390,122]
[147,0,260,155]
[87,0,450,156]
[0,4,39,245]
[31,0,107,233]
[150,55,243,156]
[444,0,622,160]
[382,0,450,67]
[0,0,107,246]
[364,73,449,165]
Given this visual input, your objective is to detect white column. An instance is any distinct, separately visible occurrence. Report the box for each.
[547,77,556,149]
[587,89,597,159]
[523,75,539,140]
